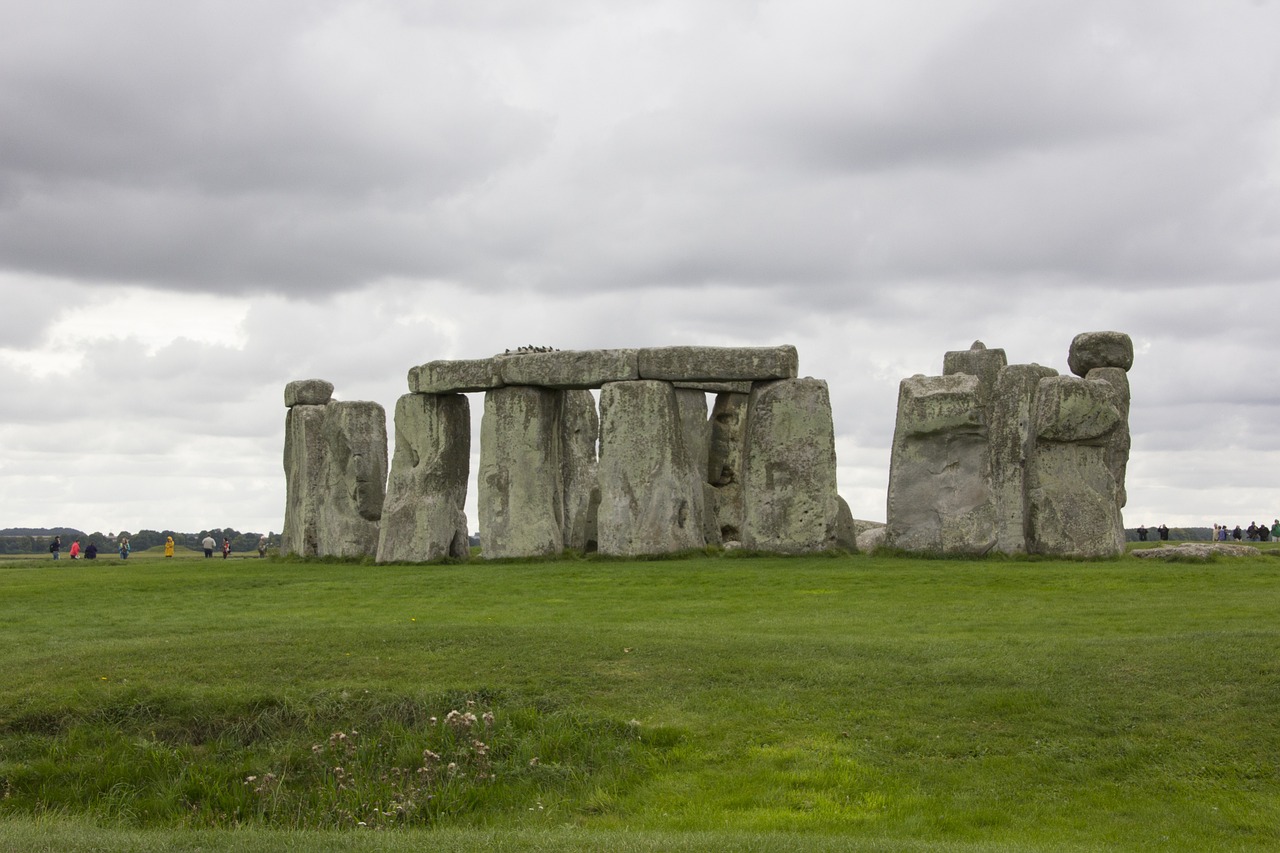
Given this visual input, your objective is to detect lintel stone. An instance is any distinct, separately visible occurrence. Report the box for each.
[638,345,798,382]
[498,349,638,389]
[411,358,504,394]
[285,379,334,408]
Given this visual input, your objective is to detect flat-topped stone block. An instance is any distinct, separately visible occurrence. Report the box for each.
[498,349,638,389]
[285,379,334,407]
[638,345,798,382]
[673,380,754,394]
[411,359,504,394]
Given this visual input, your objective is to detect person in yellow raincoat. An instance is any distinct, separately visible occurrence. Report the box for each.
[164,536,175,558]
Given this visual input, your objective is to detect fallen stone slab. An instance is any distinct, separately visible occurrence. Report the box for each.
[411,359,504,394]
[499,349,638,389]
[1133,543,1260,559]
[638,345,798,383]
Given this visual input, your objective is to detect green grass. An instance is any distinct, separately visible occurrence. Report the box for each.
[1,548,1278,851]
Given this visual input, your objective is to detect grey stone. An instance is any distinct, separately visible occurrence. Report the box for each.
[559,389,600,552]
[943,341,1008,404]
[478,386,565,559]
[1068,331,1134,377]
[833,496,859,551]
[673,380,754,394]
[707,392,750,542]
[285,379,334,408]
[1087,367,1131,508]
[988,364,1058,554]
[741,379,839,554]
[638,345,798,383]
[499,349,638,389]
[856,525,886,554]
[1133,543,1258,559]
[376,393,471,563]
[597,380,705,556]
[411,359,503,394]
[885,374,995,555]
[281,398,388,558]
[1027,376,1125,558]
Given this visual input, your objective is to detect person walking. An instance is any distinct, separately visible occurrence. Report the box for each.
[257,535,268,558]
[49,536,61,560]
[202,534,216,558]
[118,537,131,559]
[69,539,81,560]
[1158,524,1169,541]
[1272,520,1280,542]
[164,536,175,558]
[222,537,231,559]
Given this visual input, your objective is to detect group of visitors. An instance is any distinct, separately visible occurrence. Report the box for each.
[1135,524,1171,542]
[1212,521,1279,542]
[48,535,127,560]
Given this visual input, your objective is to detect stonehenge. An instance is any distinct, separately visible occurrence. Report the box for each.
[885,332,1134,558]
[280,331,1137,563]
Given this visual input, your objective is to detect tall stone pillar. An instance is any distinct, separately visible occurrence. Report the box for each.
[281,390,330,558]
[559,389,600,553]
[597,380,705,556]
[989,364,1058,554]
[707,392,749,543]
[376,393,471,562]
[741,378,839,554]
[479,385,564,559]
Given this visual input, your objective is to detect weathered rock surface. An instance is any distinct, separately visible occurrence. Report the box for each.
[376,393,471,563]
[478,386,565,559]
[411,359,503,394]
[1086,367,1131,508]
[856,525,886,554]
[281,398,388,558]
[885,374,996,554]
[833,496,860,551]
[988,364,1058,554]
[1067,331,1134,377]
[707,392,749,542]
[559,389,600,552]
[500,349,638,389]
[673,380,754,394]
[943,341,1007,403]
[285,379,334,407]
[596,380,705,556]
[741,379,839,554]
[638,346,798,383]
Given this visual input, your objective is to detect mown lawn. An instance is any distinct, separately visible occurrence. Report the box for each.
[1,548,1277,851]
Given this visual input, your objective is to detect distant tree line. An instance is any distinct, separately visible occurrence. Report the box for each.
[0,528,277,555]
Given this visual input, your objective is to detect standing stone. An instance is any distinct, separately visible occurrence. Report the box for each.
[741,379,839,554]
[376,393,471,563]
[1086,366,1131,508]
[318,401,388,558]
[1027,375,1125,558]
[281,403,328,557]
[479,386,564,559]
[674,388,717,545]
[597,380,705,556]
[988,364,1058,554]
[943,341,1007,405]
[707,392,750,543]
[884,374,995,554]
[560,389,600,552]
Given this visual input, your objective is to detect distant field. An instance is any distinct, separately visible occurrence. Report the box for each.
[1,548,1278,852]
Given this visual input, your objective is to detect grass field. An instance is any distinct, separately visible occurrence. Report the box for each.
[1,545,1278,851]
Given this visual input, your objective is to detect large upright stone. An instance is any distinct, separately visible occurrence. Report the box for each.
[1067,331,1134,377]
[884,374,995,554]
[638,346,798,382]
[707,392,749,542]
[376,393,471,563]
[281,395,388,559]
[597,380,705,556]
[281,403,328,557]
[559,389,600,552]
[943,341,1008,404]
[318,401,388,558]
[674,388,716,546]
[988,364,1058,554]
[741,379,839,554]
[1086,366,1131,508]
[479,386,564,559]
[1027,375,1125,558]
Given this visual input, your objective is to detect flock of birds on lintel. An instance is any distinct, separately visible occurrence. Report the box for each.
[505,345,560,354]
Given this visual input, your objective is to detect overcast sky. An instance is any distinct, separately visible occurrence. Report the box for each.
[2,0,1278,537]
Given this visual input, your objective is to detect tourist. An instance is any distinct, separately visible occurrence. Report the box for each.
[1158,524,1169,541]
[222,537,231,559]
[49,535,61,560]
[164,536,175,558]
[1218,525,1228,542]
[118,537,130,559]
[1247,522,1258,541]
[1272,520,1280,541]
[1232,525,1243,541]
[257,535,268,558]
[69,539,81,560]
[201,534,216,558]
[1137,524,1148,541]
[85,541,98,560]
[1261,525,1271,542]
